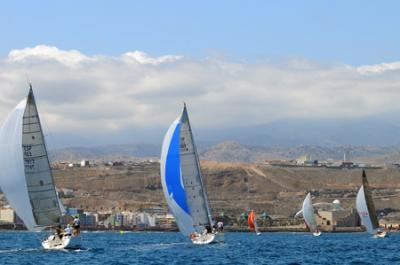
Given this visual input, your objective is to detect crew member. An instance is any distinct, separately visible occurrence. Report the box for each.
[64,224,73,236]
[217,221,224,232]
[72,215,81,235]
[54,225,63,240]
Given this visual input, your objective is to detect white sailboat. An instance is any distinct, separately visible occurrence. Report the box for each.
[356,170,387,238]
[296,193,321,236]
[0,85,79,249]
[160,104,219,244]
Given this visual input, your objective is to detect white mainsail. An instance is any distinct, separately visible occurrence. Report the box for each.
[0,86,61,231]
[160,104,213,237]
[302,193,317,232]
[356,170,380,235]
[179,106,213,229]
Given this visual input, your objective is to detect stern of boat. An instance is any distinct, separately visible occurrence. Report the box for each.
[42,234,81,250]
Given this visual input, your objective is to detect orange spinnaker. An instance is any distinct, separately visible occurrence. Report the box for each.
[248,210,255,230]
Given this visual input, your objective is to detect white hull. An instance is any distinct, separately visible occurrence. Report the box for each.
[42,234,81,250]
[191,233,216,245]
[313,231,322,237]
[256,232,261,236]
[374,231,387,238]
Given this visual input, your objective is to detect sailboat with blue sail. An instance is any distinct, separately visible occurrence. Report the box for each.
[160,104,220,244]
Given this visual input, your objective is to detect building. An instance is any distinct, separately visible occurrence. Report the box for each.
[57,188,74,198]
[80,160,90,167]
[136,212,156,227]
[81,212,97,227]
[0,207,16,223]
[66,207,83,216]
[316,209,358,230]
[68,163,81,168]
[155,213,176,228]
[313,200,358,231]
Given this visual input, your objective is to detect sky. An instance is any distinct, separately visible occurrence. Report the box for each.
[1,1,400,64]
[1,1,400,147]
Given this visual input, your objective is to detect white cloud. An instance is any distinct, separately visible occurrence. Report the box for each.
[7,45,91,67]
[1,45,400,145]
[357,61,400,74]
[121,50,183,65]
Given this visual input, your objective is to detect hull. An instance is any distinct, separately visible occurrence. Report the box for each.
[374,231,387,238]
[313,231,322,237]
[42,234,81,250]
[191,233,216,245]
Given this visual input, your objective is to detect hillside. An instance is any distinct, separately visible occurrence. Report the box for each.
[50,162,400,219]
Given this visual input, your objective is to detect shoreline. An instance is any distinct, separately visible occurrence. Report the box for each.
[0,224,368,233]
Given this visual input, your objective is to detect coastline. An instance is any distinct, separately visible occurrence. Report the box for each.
[0,224,367,233]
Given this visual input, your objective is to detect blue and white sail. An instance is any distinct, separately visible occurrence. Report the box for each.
[160,104,213,237]
[0,86,62,231]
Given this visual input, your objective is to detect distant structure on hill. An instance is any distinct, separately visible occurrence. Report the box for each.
[313,200,359,231]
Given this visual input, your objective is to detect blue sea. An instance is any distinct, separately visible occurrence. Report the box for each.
[0,231,399,265]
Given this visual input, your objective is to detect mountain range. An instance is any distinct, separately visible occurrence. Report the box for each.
[47,115,400,149]
[50,140,400,164]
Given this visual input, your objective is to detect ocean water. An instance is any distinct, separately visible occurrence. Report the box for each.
[0,231,399,265]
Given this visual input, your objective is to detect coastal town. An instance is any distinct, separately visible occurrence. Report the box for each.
[1,154,399,233]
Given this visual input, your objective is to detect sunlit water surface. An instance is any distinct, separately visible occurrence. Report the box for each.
[0,231,398,264]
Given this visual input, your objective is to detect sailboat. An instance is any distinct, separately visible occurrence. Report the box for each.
[356,170,387,238]
[0,85,79,249]
[296,193,321,236]
[160,104,219,244]
[248,210,261,235]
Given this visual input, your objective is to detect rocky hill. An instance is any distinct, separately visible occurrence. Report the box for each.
[51,161,400,219]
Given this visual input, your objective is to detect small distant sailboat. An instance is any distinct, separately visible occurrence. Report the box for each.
[356,170,387,238]
[0,85,80,249]
[160,104,220,245]
[296,193,321,236]
[248,210,261,235]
